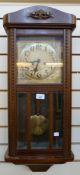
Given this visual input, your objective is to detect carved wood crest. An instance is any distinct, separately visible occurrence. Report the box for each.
[29,9,54,19]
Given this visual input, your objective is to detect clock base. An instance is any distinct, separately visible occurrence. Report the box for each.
[28,164,51,171]
[5,149,74,171]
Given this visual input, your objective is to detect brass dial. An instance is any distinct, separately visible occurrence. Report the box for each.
[19,43,56,80]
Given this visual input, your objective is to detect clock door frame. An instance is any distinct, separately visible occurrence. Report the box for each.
[3,5,76,165]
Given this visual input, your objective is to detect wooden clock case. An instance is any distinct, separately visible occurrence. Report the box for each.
[3,5,76,171]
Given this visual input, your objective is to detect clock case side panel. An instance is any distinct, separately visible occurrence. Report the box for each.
[63,29,73,161]
[6,28,17,158]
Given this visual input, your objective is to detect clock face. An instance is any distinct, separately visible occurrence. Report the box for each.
[16,36,63,84]
[19,43,56,80]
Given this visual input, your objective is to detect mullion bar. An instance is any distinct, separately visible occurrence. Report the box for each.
[26,93,32,150]
[49,93,53,148]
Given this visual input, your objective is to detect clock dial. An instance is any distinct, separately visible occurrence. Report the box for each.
[18,43,56,80]
[16,36,63,84]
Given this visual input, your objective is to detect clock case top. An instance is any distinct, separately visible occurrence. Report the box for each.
[3,6,76,167]
[3,5,76,30]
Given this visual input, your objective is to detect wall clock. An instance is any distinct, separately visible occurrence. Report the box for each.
[3,5,76,171]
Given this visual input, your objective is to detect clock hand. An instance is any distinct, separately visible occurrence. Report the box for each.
[32,59,40,72]
[32,59,40,64]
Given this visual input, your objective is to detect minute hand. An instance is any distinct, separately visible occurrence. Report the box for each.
[33,59,40,72]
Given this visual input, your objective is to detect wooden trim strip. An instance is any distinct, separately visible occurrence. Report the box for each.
[0,16,79,22]
[0,143,8,145]
[72,142,80,144]
[0,161,5,163]
[1,33,80,39]
[72,125,80,127]
[0,160,80,163]
[0,72,8,73]
[0,108,8,110]
[0,54,8,56]
[1,35,80,39]
[0,126,8,128]
[0,1,80,3]
[0,72,8,74]
[76,18,80,20]
[72,53,80,55]
[0,17,80,20]
[72,36,80,38]
[0,90,8,92]
[72,107,80,109]
[0,36,7,38]
[72,71,80,73]
[72,89,80,91]
[72,90,80,92]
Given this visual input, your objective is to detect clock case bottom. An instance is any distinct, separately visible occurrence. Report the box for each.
[5,150,74,171]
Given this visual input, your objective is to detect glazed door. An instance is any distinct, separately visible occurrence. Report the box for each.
[15,29,64,153]
[16,91,63,151]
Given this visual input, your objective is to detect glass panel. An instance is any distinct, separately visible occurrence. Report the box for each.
[31,93,49,149]
[53,92,63,148]
[17,93,27,150]
[16,35,64,84]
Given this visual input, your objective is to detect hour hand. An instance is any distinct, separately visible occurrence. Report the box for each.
[32,59,40,64]
[32,59,40,72]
